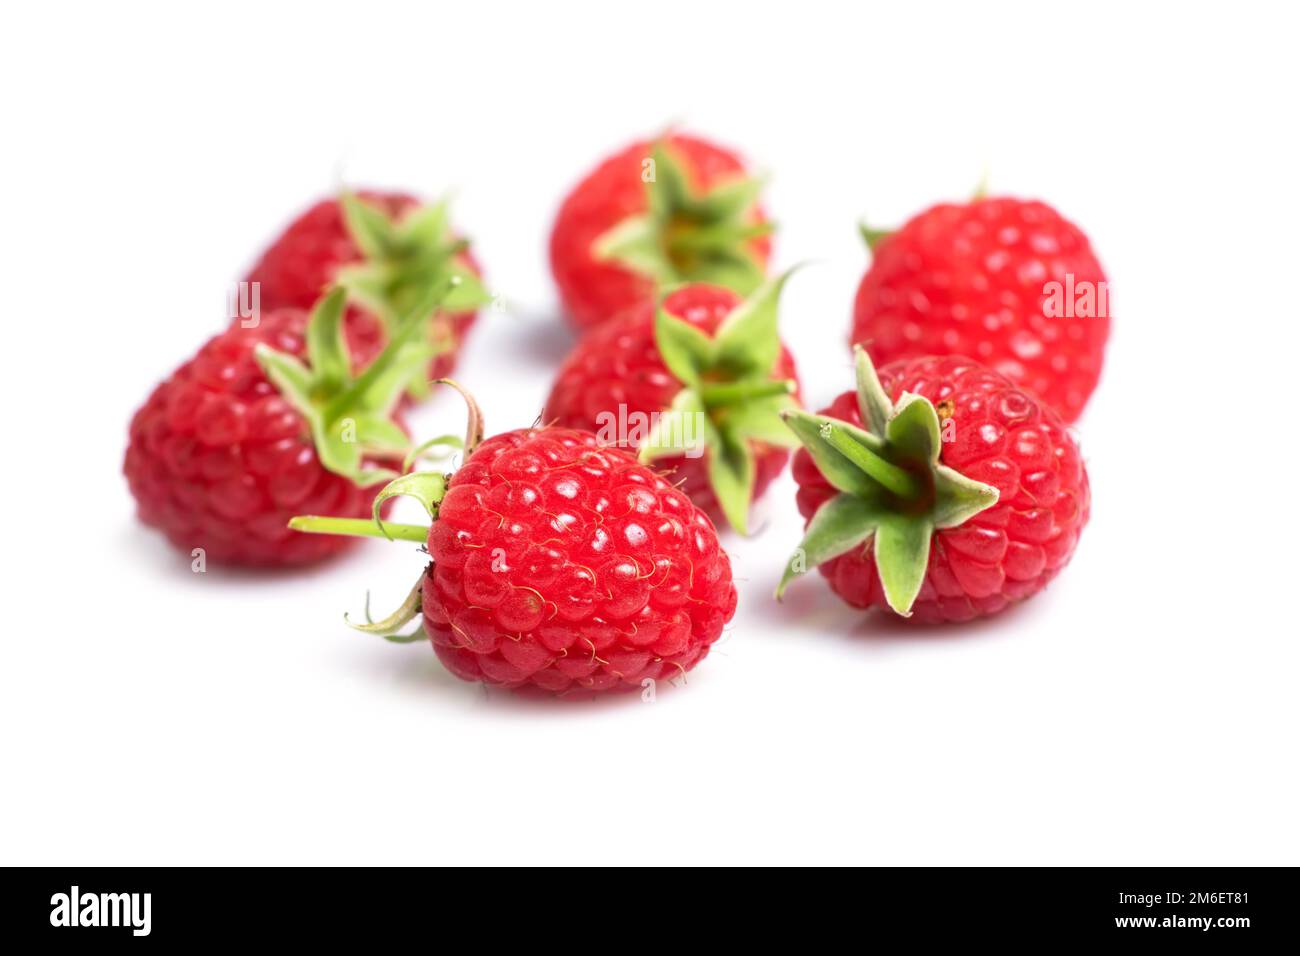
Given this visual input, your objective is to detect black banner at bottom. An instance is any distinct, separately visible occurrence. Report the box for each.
[2,867,1291,945]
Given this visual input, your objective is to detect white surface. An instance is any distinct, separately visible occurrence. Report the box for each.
[2,1,1297,866]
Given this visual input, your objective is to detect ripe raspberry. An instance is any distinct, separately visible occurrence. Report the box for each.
[780,349,1089,623]
[291,411,738,696]
[550,133,773,330]
[850,197,1110,422]
[246,191,488,383]
[125,289,434,566]
[544,278,801,533]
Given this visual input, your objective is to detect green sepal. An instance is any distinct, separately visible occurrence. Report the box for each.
[341,193,398,260]
[684,247,766,297]
[932,465,1001,530]
[854,345,893,437]
[654,309,717,387]
[647,142,692,218]
[873,514,935,616]
[593,139,771,297]
[706,423,756,536]
[886,393,942,464]
[776,491,884,599]
[688,173,767,223]
[256,350,315,411]
[713,393,801,449]
[303,287,351,392]
[593,215,676,287]
[858,220,893,254]
[350,417,409,457]
[345,574,426,643]
[639,388,709,462]
[370,471,447,540]
[780,410,882,499]
[777,349,1001,616]
[309,428,397,488]
[710,269,794,379]
[396,201,450,254]
[440,261,491,313]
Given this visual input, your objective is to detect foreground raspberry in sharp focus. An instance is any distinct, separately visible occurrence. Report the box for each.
[246,191,489,383]
[544,278,801,533]
[550,132,773,330]
[781,349,1090,623]
[850,197,1110,422]
[291,397,739,696]
[125,288,439,566]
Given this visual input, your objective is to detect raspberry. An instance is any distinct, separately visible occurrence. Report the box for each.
[290,396,738,695]
[550,133,773,330]
[125,288,436,567]
[850,197,1109,422]
[781,350,1089,623]
[544,279,801,533]
[125,309,383,565]
[421,428,735,693]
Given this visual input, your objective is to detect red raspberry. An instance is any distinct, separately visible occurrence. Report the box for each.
[543,280,801,533]
[783,351,1089,623]
[291,418,739,696]
[125,289,429,567]
[423,428,737,694]
[850,197,1110,422]
[125,310,379,565]
[246,191,487,382]
[550,133,773,330]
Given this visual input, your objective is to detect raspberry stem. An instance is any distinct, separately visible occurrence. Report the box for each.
[821,424,921,499]
[699,378,794,407]
[288,516,428,542]
[324,276,460,421]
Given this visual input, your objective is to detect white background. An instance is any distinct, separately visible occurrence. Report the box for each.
[2,2,1297,866]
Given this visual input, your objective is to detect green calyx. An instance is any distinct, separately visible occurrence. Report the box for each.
[593,141,772,296]
[254,280,454,488]
[775,347,1000,617]
[337,193,492,396]
[637,269,801,535]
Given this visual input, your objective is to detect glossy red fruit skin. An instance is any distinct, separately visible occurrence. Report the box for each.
[244,191,482,380]
[850,197,1109,423]
[793,355,1090,623]
[422,427,738,695]
[550,134,772,330]
[124,309,391,566]
[543,284,799,522]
